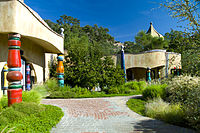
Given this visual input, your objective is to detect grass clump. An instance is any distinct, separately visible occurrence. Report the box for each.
[22,90,42,104]
[145,98,184,125]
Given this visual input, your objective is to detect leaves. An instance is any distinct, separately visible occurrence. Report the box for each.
[162,0,200,33]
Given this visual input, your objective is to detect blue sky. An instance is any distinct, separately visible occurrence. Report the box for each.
[25,0,185,42]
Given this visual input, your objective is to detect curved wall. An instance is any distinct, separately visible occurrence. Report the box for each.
[0,0,64,53]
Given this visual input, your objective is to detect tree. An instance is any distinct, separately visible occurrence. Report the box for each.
[162,0,200,33]
[46,15,124,89]
[165,30,200,76]
[135,31,168,51]
[124,41,143,54]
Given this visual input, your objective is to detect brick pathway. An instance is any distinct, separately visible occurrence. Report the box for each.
[41,96,196,133]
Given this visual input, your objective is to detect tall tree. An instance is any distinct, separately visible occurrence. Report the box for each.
[162,0,200,33]
[46,15,124,89]
[135,31,168,51]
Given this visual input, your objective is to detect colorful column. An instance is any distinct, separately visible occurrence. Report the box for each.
[146,67,151,83]
[26,64,31,91]
[56,54,64,87]
[121,46,127,82]
[7,33,23,106]
[3,64,8,95]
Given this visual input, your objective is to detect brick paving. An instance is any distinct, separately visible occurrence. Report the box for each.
[41,96,197,133]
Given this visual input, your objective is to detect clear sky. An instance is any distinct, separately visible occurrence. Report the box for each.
[25,0,185,42]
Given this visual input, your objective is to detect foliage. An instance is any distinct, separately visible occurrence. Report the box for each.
[165,75,199,103]
[45,15,115,54]
[44,79,144,98]
[32,84,49,98]
[0,96,8,112]
[124,41,143,54]
[108,87,120,94]
[135,31,168,51]
[22,90,42,104]
[165,75,200,129]
[0,102,64,133]
[162,0,200,32]
[164,30,200,76]
[142,84,167,100]
[124,81,147,91]
[126,98,146,116]
[145,98,185,125]
[46,15,124,89]
[181,49,200,76]
[164,30,191,53]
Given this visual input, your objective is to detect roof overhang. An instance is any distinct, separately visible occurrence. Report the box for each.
[0,0,64,54]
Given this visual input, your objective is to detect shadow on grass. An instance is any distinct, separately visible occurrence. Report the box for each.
[131,119,197,133]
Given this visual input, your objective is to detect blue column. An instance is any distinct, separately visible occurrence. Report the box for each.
[121,46,127,82]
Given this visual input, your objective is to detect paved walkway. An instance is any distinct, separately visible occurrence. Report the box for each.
[41,96,196,133]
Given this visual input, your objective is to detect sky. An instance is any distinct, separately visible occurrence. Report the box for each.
[25,0,185,42]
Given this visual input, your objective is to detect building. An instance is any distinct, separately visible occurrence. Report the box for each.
[112,22,181,81]
[0,0,64,97]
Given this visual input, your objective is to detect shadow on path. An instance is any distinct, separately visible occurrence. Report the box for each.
[131,119,197,133]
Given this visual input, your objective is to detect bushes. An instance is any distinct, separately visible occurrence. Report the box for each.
[124,81,147,91]
[108,87,120,94]
[165,75,199,103]
[0,102,64,133]
[165,75,200,129]
[45,78,146,98]
[142,84,167,100]
[145,98,184,125]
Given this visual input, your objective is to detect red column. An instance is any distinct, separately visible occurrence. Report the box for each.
[7,33,23,106]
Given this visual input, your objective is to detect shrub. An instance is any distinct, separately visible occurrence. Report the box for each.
[118,87,132,94]
[137,81,147,91]
[45,78,59,93]
[32,85,49,98]
[124,81,140,90]
[165,75,200,129]
[142,84,167,100]
[22,90,42,104]
[145,98,184,125]
[165,75,199,103]
[108,87,119,94]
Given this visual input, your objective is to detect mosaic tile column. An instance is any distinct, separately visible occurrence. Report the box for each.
[3,64,8,95]
[7,33,23,106]
[26,64,31,91]
[56,54,64,87]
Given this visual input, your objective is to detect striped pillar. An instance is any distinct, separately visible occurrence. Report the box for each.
[7,33,23,106]
[26,64,31,91]
[56,54,64,87]
[3,64,8,95]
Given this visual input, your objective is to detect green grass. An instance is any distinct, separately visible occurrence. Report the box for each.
[126,98,146,116]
